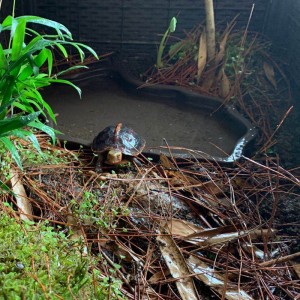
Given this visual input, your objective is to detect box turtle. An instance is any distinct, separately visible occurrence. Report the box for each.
[92,123,146,172]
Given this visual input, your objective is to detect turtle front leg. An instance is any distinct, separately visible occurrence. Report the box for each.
[95,153,104,173]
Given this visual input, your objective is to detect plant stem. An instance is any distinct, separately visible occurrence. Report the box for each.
[12,0,16,17]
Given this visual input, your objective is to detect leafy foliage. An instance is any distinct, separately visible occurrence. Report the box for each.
[0,14,98,169]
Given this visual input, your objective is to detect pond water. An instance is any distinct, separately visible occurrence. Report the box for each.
[43,76,242,158]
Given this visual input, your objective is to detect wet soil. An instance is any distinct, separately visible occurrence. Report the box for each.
[43,76,242,158]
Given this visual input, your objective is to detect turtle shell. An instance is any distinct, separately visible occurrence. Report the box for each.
[92,123,146,156]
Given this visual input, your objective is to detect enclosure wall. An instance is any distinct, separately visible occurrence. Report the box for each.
[16,0,268,63]
[265,0,300,89]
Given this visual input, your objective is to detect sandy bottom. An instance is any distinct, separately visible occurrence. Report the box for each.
[43,77,240,157]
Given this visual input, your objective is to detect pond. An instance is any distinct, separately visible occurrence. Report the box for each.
[43,72,254,161]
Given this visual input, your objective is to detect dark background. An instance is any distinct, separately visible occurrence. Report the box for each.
[1,0,299,89]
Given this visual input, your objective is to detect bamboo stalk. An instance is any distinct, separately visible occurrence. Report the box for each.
[204,0,216,61]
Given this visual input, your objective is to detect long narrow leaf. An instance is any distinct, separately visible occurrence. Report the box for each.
[56,65,88,77]
[2,77,16,106]
[0,137,22,169]
[29,90,56,122]
[0,179,11,193]
[11,20,26,61]
[11,129,41,153]
[45,48,53,76]
[0,112,40,136]
[1,15,13,28]
[55,43,68,58]
[48,78,82,97]
[28,120,58,144]
[68,42,85,62]
[15,16,72,38]
[0,44,8,70]
[0,99,17,115]
[66,41,99,59]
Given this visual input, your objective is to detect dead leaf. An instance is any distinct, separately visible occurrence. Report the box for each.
[148,269,170,284]
[263,61,277,89]
[186,225,236,239]
[174,227,276,247]
[219,69,231,98]
[164,219,204,237]
[157,227,199,300]
[197,30,207,83]
[10,168,33,221]
[202,71,215,91]
[197,228,275,248]
[291,261,300,279]
[215,16,237,66]
[188,255,254,300]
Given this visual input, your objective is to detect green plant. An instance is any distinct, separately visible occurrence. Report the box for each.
[70,191,130,229]
[0,213,125,299]
[0,12,98,171]
[156,17,177,69]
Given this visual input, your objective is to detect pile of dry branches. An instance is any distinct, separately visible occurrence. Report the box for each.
[2,134,299,299]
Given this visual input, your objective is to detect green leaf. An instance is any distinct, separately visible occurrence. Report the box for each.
[169,17,177,33]
[1,15,13,28]
[56,65,88,77]
[26,53,39,76]
[48,78,82,98]
[18,63,35,80]
[11,129,42,153]
[0,137,22,169]
[18,88,56,123]
[2,76,16,107]
[15,15,72,38]
[45,48,53,76]
[28,120,57,144]
[55,43,68,58]
[11,20,26,61]
[63,41,99,60]
[0,179,11,193]
[21,35,45,54]
[12,102,33,114]
[0,44,8,70]
[33,49,48,67]
[27,90,56,122]
[0,112,40,136]
[0,99,16,116]
[69,43,85,62]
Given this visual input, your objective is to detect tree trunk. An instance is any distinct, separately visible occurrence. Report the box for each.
[204,0,216,61]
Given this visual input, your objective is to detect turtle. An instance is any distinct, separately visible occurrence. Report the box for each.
[92,123,146,172]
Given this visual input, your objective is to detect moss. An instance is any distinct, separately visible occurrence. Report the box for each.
[0,213,125,299]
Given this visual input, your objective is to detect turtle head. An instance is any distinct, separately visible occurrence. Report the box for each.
[105,149,123,165]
